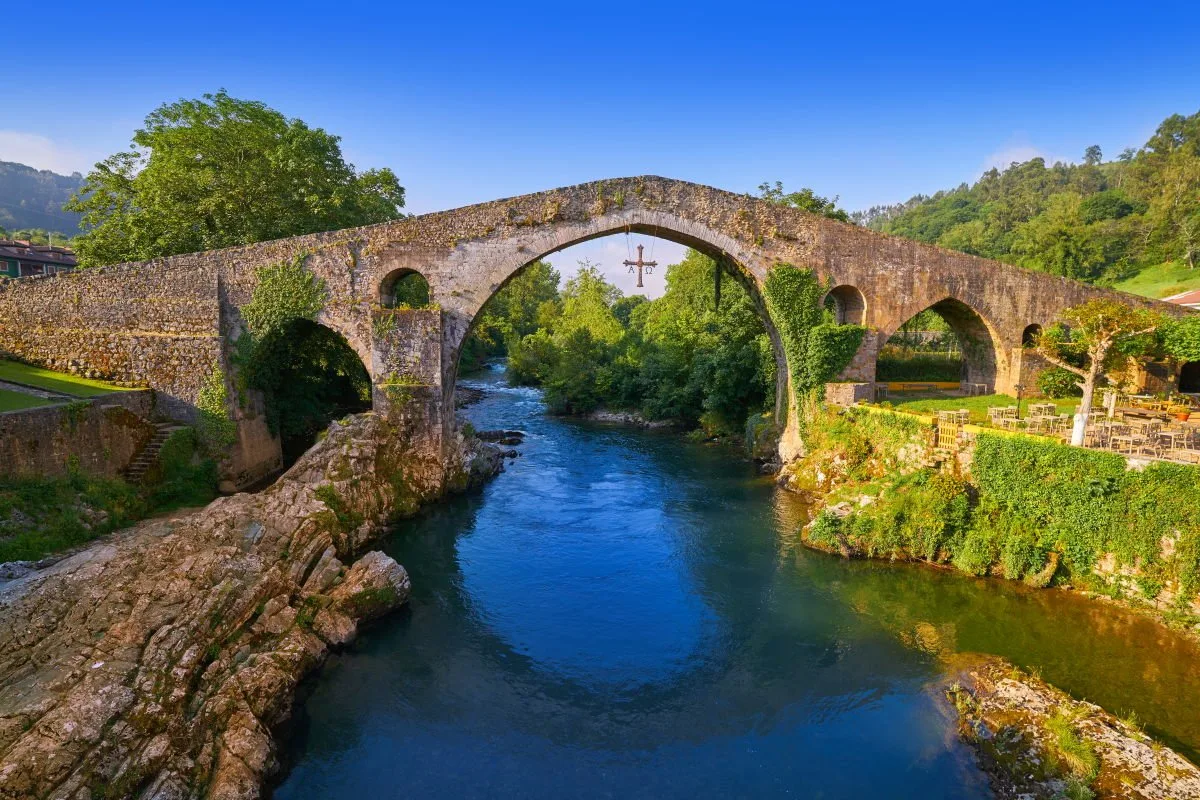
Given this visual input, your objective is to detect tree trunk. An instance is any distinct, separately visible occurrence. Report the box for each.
[1072,372,1098,447]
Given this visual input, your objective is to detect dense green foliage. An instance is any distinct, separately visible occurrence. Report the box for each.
[762,264,865,397]
[240,253,327,336]
[0,160,82,235]
[66,91,405,266]
[142,428,219,510]
[876,354,962,382]
[460,261,561,372]
[477,254,864,435]
[236,255,370,462]
[492,251,779,434]
[196,366,237,451]
[1162,315,1200,362]
[858,110,1200,289]
[1037,366,1084,398]
[802,409,1200,606]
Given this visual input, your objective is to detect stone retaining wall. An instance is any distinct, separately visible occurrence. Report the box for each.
[0,390,157,479]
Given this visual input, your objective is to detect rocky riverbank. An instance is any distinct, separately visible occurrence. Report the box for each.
[945,657,1200,799]
[0,413,503,800]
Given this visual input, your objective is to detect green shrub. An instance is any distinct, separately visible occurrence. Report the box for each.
[1037,366,1083,398]
[876,354,962,382]
[143,427,218,510]
[800,412,1200,601]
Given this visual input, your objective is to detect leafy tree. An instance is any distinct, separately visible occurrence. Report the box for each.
[556,261,624,344]
[461,261,560,371]
[1162,315,1200,363]
[66,90,405,266]
[1083,145,1103,166]
[758,181,851,222]
[1011,193,1104,280]
[1148,151,1200,268]
[1034,299,1163,445]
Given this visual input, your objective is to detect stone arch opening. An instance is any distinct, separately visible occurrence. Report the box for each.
[1022,323,1043,346]
[246,318,372,465]
[447,223,790,427]
[877,297,1001,391]
[1181,361,1200,394]
[823,285,866,326]
[379,268,431,309]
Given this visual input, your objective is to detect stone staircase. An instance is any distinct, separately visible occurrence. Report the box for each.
[124,422,187,482]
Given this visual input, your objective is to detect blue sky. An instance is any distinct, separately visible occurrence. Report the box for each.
[4,0,1199,295]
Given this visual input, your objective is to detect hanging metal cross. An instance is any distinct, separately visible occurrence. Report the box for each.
[623,244,658,289]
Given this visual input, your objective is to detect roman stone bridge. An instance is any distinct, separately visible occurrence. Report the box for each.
[0,176,1171,486]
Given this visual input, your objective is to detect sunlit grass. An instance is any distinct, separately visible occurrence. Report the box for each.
[1114,261,1200,300]
[0,388,56,412]
[0,360,129,397]
[887,392,1080,424]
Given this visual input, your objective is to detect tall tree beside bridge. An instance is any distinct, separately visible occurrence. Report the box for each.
[65,91,406,266]
[1034,299,1163,446]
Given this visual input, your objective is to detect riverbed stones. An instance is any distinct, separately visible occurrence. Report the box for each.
[947,657,1200,800]
[0,413,501,799]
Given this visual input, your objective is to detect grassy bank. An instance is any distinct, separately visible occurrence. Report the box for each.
[1113,260,1200,300]
[887,393,1079,424]
[0,428,217,562]
[791,406,1200,622]
[0,388,55,412]
[0,359,133,397]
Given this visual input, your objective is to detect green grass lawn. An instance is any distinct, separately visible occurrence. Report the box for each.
[0,389,56,412]
[0,360,129,397]
[1113,261,1200,300]
[888,392,1080,424]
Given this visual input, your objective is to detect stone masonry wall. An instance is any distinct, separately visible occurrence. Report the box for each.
[0,263,221,422]
[0,390,156,479]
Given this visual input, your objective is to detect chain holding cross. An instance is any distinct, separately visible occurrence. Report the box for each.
[623,244,658,289]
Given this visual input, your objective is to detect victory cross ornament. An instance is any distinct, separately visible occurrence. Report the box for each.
[624,244,658,289]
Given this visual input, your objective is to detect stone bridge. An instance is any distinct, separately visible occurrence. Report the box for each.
[0,176,1172,486]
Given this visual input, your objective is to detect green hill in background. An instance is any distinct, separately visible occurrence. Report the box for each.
[853,110,1200,300]
[0,160,83,237]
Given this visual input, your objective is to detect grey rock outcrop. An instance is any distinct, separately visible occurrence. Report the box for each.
[0,413,499,799]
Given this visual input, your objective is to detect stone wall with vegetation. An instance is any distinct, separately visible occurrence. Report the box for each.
[792,406,1200,625]
[0,264,221,422]
[0,390,156,478]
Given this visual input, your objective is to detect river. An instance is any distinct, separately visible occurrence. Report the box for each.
[274,365,1200,798]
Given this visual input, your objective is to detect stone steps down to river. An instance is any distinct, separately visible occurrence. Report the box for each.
[946,658,1200,800]
[0,414,502,800]
[123,423,189,483]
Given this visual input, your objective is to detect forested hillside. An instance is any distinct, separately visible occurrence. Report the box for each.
[853,110,1200,298]
[0,161,83,236]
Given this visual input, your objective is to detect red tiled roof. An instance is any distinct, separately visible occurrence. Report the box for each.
[1164,288,1200,307]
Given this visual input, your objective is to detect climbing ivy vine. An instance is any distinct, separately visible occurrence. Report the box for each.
[762,264,866,401]
[240,252,327,338]
[235,253,370,462]
[197,365,237,451]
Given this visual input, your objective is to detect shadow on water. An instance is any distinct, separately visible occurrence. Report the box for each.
[273,366,1200,799]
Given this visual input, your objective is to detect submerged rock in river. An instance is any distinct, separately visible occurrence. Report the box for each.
[0,414,501,800]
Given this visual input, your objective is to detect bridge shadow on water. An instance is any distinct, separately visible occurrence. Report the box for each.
[272,368,1200,799]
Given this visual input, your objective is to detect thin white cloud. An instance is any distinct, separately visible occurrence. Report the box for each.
[0,131,90,175]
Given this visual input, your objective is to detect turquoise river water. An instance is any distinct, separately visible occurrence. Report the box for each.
[273,365,1200,799]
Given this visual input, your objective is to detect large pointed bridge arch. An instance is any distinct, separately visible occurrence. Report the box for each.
[0,176,1182,486]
